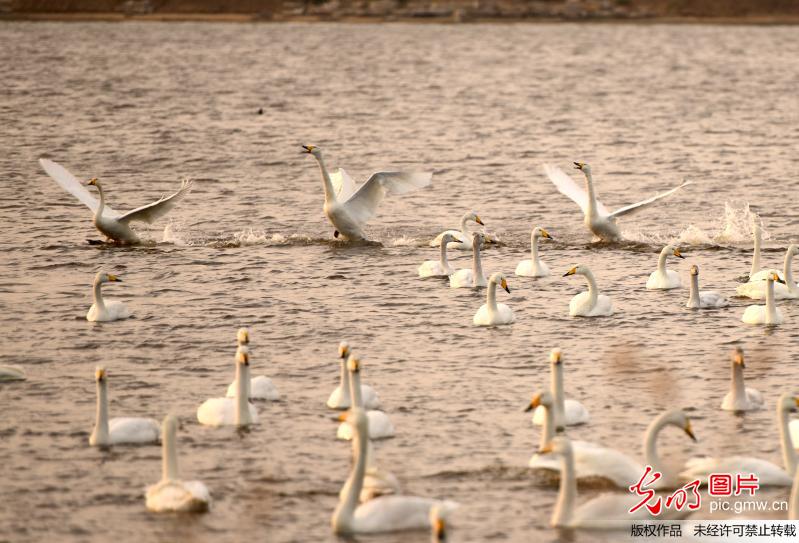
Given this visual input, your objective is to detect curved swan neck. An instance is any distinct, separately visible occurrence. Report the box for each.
[93,280,106,311]
[439,240,450,270]
[486,279,498,315]
[657,248,669,274]
[643,413,671,472]
[235,361,251,425]
[582,269,599,308]
[779,403,797,474]
[688,273,700,307]
[583,170,598,218]
[530,231,540,263]
[348,368,363,408]
[459,214,470,236]
[94,183,105,219]
[163,420,179,481]
[472,241,483,283]
[92,379,110,445]
[731,363,746,406]
[333,419,368,531]
[314,154,336,204]
[553,445,577,526]
[750,228,762,278]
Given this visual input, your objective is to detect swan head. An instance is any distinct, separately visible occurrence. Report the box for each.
[573,162,591,175]
[490,272,510,293]
[533,227,553,240]
[237,328,249,345]
[465,211,484,226]
[236,348,250,366]
[690,264,699,276]
[788,244,799,257]
[731,347,745,368]
[550,348,563,365]
[471,231,485,247]
[524,389,554,412]
[562,265,587,277]
[301,145,322,158]
[346,354,361,374]
[338,407,368,432]
[663,245,684,259]
[338,341,350,360]
[94,272,122,285]
[429,504,452,541]
[666,410,697,442]
[768,271,786,284]
[95,366,106,382]
[440,233,459,246]
[86,177,100,187]
[778,393,799,414]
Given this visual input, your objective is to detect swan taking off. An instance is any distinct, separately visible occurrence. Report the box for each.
[145,415,210,513]
[197,348,259,427]
[327,342,380,410]
[532,349,589,428]
[473,273,514,326]
[418,233,458,278]
[0,366,26,382]
[86,272,130,322]
[515,227,553,278]
[721,347,763,412]
[332,408,456,534]
[430,211,485,250]
[225,328,279,401]
[39,159,192,244]
[89,367,159,446]
[543,162,691,242]
[337,355,394,440]
[563,265,613,317]
[646,245,684,289]
[738,244,799,300]
[449,232,487,288]
[302,145,431,241]
[741,272,785,325]
[686,265,729,309]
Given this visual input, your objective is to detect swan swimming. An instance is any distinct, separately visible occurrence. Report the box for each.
[646,245,684,289]
[449,232,487,288]
[738,244,799,300]
[473,272,514,326]
[515,226,553,278]
[686,265,729,309]
[543,162,691,242]
[86,272,130,322]
[741,272,785,325]
[302,145,431,241]
[563,265,614,317]
[532,349,589,428]
[145,415,210,513]
[226,328,279,401]
[418,233,458,278]
[327,342,380,410]
[332,408,455,534]
[39,159,192,244]
[337,355,394,441]
[89,367,159,446]
[721,347,763,412]
[0,366,26,382]
[197,348,258,427]
[430,211,485,250]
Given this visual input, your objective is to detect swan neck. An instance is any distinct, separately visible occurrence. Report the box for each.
[459,214,470,236]
[766,279,777,321]
[552,363,565,426]
[657,248,669,274]
[315,155,336,204]
[553,446,577,526]
[688,273,700,306]
[93,379,110,445]
[583,270,599,308]
[530,231,540,262]
[779,402,797,474]
[751,230,761,278]
[439,239,450,269]
[93,280,106,311]
[791,465,799,519]
[333,420,368,530]
[235,362,251,425]
[731,363,746,405]
[540,404,555,450]
[339,359,350,402]
[348,369,363,408]
[583,171,598,217]
[95,183,105,219]
[472,241,483,283]
[163,420,179,481]
[643,414,667,473]
[486,280,498,315]
[785,250,795,287]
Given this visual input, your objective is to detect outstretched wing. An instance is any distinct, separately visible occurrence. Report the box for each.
[117,179,193,225]
[608,180,692,219]
[329,168,357,201]
[342,171,432,224]
[39,158,120,219]
[543,164,609,216]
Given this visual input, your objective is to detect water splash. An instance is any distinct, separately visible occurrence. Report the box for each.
[162,222,188,246]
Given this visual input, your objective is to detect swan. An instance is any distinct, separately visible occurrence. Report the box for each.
[473,272,514,326]
[429,503,458,542]
[686,265,729,309]
[89,367,159,446]
[741,272,785,325]
[302,145,431,241]
[563,265,613,317]
[332,408,455,534]
[0,365,26,381]
[339,439,402,503]
[449,232,487,288]
[418,233,458,278]
[681,393,799,487]
[646,245,684,289]
[337,355,394,440]
[738,245,799,300]
[543,162,691,242]
[197,348,258,427]
[327,342,380,410]
[721,347,763,412]
[515,226,553,278]
[39,159,192,244]
[225,328,278,401]
[532,349,589,428]
[430,211,484,250]
[145,415,210,513]
[86,272,130,322]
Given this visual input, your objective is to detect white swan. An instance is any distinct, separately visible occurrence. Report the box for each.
[543,162,691,242]
[337,355,394,440]
[515,226,553,278]
[473,273,514,326]
[430,211,485,250]
[738,245,799,300]
[327,342,380,410]
[89,367,159,446]
[449,232,487,288]
[0,365,26,381]
[532,349,589,428]
[225,329,278,401]
[646,245,684,289]
[741,272,785,325]
[563,265,613,317]
[302,145,431,241]
[86,272,130,322]
[332,408,455,534]
[686,265,729,309]
[39,159,192,244]
[681,393,798,487]
[746,224,767,281]
[145,415,210,513]
[197,348,258,427]
[418,233,458,278]
[721,347,763,412]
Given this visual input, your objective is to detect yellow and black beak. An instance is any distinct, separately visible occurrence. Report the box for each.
[773,273,787,285]
[95,368,106,381]
[684,421,697,442]
[673,249,684,259]
[87,177,98,186]
[793,397,799,409]
[539,442,554,454]
[541,229,553,240]
[563,267,577,277]
[337,411,348,422]
[107,274,122,282]
[475,216,485,226]
[524,393,542,412]
[573,162,584,170]
[501,278,510,294]
[301,145,315,154]
[434,518,446,541]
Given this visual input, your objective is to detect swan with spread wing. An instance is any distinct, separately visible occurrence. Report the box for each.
[543,162,691,241]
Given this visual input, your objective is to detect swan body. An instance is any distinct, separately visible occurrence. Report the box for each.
[741,273,784,325]
[563,265,613,317]
[0,365,26,381]
[225,329,279,401]
[146,415,210,513]
[89,367,159,446]
[449,232,487,288]
[515,226,552,277]
[430,211,484,250]
[646,245,684,289]
[686,265,729,309]
[302,146,431,241]
[738,245,799,299]
[473,273,514,326]
[532,349,589,428]
[721,348,763,412]
[328,342,381,410]
[86,272,130,322]
[197,348,258,427]
[336,355,394,441]
[419,233,458,278]
[543,162,690,242]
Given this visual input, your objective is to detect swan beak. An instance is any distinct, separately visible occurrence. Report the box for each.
[86,177,98,186]
[674,249,684,259]
[107,274,121,282]
[337,412,348,422]
[684,422,697,442]
[563,267,577,277]
[434,518,446,540]
[775,274,787,285]
[573,162,584,170]
[539,442,554,454]
[475,216,485,226]
[95,368,106,381]
[793,397,799,408]
[524,394,542,412]
[541,229,552,240]
[501,278,510,294]
[301,145,315,154]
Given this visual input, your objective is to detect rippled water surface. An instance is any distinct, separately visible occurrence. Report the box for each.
[2,20,799,543]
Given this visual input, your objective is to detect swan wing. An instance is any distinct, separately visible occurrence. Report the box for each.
[117,179,193,225]
[39,158,121,219]
[353,495,448,532]
[608,180,691,219]
[330,168,357,200]
[681,456,791,486]
[342,171,432,224]
[542,164,610,217]
[109,417,159,444]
